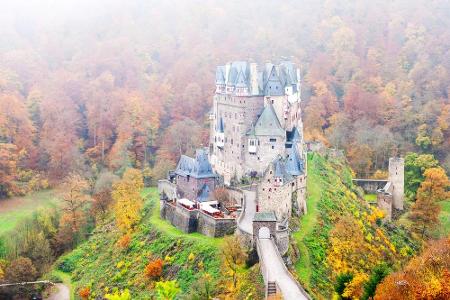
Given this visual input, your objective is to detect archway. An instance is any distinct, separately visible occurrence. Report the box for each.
[258,227,271,239]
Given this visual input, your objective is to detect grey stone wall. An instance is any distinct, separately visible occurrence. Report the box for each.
[389,157,404,210]
[197,211,236,237]
[160,201,198,233]
[160,200,235,237]
[275,226,289,255]
[158,179,177,200]
[227,187,245,207]
[377,192,393,221]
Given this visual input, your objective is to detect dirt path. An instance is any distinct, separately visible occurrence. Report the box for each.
[45,283,70,300]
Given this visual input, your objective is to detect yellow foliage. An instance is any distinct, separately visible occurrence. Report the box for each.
[188,252,195,261]
[343,273,369,299]
[112,168,144,232]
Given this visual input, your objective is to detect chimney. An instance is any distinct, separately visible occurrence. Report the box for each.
[250,62,259,95]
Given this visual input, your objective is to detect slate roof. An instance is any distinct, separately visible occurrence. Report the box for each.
[286,127,302,143]
[248,104,285,137]
[215,61,300,97]
[272,156,294,182]
[285,146,304,176]
[253,211,277,222]
[197,184,212,202]
[175,148,216,179]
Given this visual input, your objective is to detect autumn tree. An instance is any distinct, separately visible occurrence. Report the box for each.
[416,167,450,202]
[0,143,18,197]
[58,173,91,247]
[213,187,232,207]
[4,257,38,296]
[375,237,450,299]
[157,119,204,161]
[91,171,119,217]
[221,235,247,293]
[404,153,439,200]
[112,168,144,232]
[409,167,449,239]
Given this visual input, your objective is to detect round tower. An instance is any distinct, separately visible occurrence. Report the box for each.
[388,157,404,210]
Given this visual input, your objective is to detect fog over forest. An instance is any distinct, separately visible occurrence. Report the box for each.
[0,1,449,299]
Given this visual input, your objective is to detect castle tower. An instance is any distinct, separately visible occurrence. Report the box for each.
[388,157,404,210]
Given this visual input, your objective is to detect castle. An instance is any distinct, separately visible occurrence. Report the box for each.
[209,61,307,220]
[158,60,307,237]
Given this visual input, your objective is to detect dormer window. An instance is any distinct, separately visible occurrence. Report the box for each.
[248,138,257,154]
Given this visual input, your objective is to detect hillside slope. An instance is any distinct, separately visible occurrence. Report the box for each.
[53,188,263,299]
[292,153,418,299]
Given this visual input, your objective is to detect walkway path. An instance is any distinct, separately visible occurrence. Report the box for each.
[258,238,309,300]
[238,189,256,234]
[236,187,310,299]
[45,283,70,300]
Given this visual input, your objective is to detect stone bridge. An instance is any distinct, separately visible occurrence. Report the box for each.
[237,188,310,299]
[353,179,388,194]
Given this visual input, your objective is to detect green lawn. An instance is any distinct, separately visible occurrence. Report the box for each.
[142,187,224,247]
[363,193,377,203]
[0,190,60,235]
[293,153,320,287]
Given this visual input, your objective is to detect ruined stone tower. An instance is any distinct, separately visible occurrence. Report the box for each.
[388,157,404,210]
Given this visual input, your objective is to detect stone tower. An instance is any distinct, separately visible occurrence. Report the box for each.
[209,60,304,183]
[388,157,404,210]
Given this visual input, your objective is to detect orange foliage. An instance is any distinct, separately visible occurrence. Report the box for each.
[145,258,164,279]
[116,234,131,249]
[79,286,90,299]
[375,237,450,299]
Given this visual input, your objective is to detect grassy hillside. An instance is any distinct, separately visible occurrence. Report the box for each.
[292,153,418,299]
[438,201,450,237]
[54,188,263,299]
[0,190,60,235]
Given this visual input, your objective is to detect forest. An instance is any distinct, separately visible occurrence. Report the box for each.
[0,0,449,299]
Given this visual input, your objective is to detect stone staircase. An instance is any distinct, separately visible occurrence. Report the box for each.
[267,281,277,296]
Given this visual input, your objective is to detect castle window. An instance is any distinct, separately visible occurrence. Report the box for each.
[292,182,295,187]
[270,138,276,142]
[271,99,274,104]
[270,170,272,174]
[269,188,272,192]
[268,179,270,183]
[272,146,275,149]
